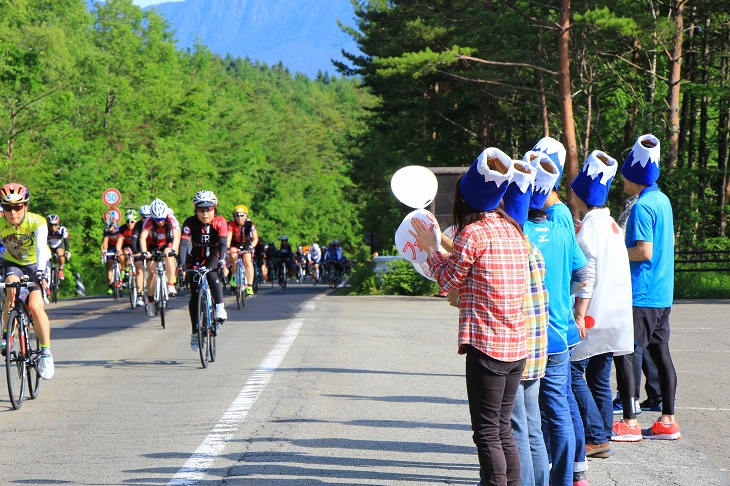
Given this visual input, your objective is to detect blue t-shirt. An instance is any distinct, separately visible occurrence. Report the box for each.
[624,186,674,307]
[524,218,588,354]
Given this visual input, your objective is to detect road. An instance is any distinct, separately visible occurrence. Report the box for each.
[0,285,728,485]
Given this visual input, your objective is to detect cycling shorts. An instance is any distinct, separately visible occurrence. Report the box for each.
[3,262,41,293]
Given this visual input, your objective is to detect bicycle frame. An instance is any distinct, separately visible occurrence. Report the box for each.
[187,267,217,368]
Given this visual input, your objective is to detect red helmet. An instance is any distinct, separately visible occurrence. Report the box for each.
[0,183,29,204]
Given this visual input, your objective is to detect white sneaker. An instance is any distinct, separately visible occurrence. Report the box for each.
[38,352,54,380]
[190,333,199,351]
[0,338,6,356]
[136,294,145,306]
[215,303,227,321]
[167,284,177,297]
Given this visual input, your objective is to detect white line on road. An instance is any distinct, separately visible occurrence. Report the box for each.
[168,295,324,485]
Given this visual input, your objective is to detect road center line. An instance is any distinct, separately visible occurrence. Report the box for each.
[168,294,324,485]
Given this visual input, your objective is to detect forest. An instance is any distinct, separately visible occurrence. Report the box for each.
[2,0,730,296]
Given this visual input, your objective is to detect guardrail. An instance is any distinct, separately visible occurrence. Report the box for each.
[674,249,730,272]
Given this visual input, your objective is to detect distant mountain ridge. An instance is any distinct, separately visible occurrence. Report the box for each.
[144,0,359,78]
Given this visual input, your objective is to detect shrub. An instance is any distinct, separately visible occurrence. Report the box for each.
[345,258,439,296]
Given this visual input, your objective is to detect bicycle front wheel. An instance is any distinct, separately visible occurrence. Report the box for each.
[158,276,166,329]
[209,322,217,363]
[50,266,59,304]
[128,268,137,309]
[112,264,121,301]
[235,263,243,309]
[26,316,40,399]
[197,290,209,368]
[5,310,27,410]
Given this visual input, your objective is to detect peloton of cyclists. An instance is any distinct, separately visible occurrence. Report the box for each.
[178,190,228,351]
[0,183,54,379]
[227,204,258,296]
[46,214,70,281]
[139,199,180,307]
[100,214,122,295]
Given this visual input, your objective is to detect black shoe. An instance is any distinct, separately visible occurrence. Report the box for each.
[639,398,662,412]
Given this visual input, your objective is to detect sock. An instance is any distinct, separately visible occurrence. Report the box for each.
[40,344,51,355]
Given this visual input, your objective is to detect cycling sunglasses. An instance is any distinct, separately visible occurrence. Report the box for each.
[154,217,167,223]
[234,213,247,218]
[2,204,25,212]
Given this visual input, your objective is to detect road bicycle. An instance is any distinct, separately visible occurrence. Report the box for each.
[252,259,264,294]
[145,249,176,329]
[294,259,306,283]
[233,253,247,309]
[187,266,218,368]
[123,252,138,309]
[309,262,320,285]
[268,260,276,288]
[48,253,60,304]
[278,260,288,289]
[1,279,42,410]
[327,261,342,289]
[105,252,122,301]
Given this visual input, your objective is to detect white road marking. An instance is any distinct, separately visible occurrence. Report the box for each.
[168,295,323,485]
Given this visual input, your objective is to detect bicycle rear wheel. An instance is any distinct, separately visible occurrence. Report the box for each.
[5,310,26,410]
[197,290,209,368]
[26,317,40,399]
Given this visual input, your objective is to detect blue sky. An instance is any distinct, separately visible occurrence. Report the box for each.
[133,0,183,7]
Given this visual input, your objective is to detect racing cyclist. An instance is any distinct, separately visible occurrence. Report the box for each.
[308,243,322,282]
[0,183,54,379]
[178,190,228,351]
[277,236,294,284]
[100,215,122,295]
[140,199,180,306]
[115,209,138,296]
[130,205,151,306]
[46,214,69,280]
[227,204,258,296]
[323,240,343,280]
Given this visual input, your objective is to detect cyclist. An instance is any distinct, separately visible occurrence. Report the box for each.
[178,190,228,351]
[227,204,258,296]
[130,205,151,306]
[140,199,180,305]
[100,215,122,295]
[115,209,138,292]
[323,240,343,278]
[277,236,294,284]
[308,243,322,282]
[0,183,54,379]
[46,214,69,280]
[253,239,265,285]
[294,245,307,282]
[264,240,278,282]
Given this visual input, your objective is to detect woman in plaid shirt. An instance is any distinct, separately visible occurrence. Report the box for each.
[411,147,528,486]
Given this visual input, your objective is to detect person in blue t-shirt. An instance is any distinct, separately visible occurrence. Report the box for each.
[620,134,681,441]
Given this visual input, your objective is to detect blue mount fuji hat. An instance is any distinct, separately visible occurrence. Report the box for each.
[531,137,566,190]
[460,147,514,211]
[570,150,618,207]
[503,161,536,225]
[528,153,560,210]
[621,134,660,185]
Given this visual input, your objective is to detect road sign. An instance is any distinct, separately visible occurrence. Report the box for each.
[102,188,122,207]
[105,207,121,224]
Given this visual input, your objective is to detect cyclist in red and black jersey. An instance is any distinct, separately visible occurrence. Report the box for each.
[101,215,122,295]
[227,204,258,297]
[140,199,180,301]
[129,205,151,306]
[179,190,228,351]
[115,209,137,291]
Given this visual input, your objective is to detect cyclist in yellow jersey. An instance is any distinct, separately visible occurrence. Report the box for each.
[0,183,54,379]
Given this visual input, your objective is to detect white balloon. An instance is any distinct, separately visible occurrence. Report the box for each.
[391,166,438,209]
[394,209,441,280]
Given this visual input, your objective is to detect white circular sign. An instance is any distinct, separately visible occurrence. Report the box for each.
[394,209,441,280]
[391,166,438,209]
[105,207,121,224]
[103,188,122,207]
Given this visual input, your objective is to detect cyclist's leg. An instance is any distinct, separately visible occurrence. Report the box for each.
[27,288,50,347]
[164,250,176,289]
[243,252,254,287]
[106,257,114,286]
[229,247,239,282]
[145,258,157,299]
[188,275,200,334]
[2,265,20,332]
[56,247,66,274]
[207,257,226,320]
[134,257,145,295]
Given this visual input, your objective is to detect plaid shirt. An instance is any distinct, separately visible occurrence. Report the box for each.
[522,238,549,380]
[428,213,528,362]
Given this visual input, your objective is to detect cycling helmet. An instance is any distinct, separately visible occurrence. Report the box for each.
[193,190,217,208]
[233,204,248,215]
[149,199,168,219]
[104,214,117,231]
[47,214,60,225]
[312,243,319,250]
[125,209,138,222]
[0,183,29,204]
[139,205,151,218]
[268,241,274,245]
[298,246,302,251]
[281,235,288,241]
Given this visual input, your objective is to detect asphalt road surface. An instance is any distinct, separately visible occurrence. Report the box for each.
[0,284,728,485]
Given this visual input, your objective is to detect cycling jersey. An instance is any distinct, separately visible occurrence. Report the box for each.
[130,219,146,253]
[47,225,69,250]
[278,244,293,261]
[324,246,342,261]
[0,212,48,268]
[103,227,121,255]
[142,215,179,249]
[228,219,256,248]
[308,248,322,263]
[179,215,229,265]
[118,225,135,250]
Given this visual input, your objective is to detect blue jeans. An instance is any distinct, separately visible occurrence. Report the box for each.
[571,353,613,444]
[512,379,549,486]
[539,350,574,486]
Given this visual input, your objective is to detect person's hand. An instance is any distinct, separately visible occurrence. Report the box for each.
[409,217,439,255]
[35,270,46,284]
[574,314,586,339]
[447,289,459,309]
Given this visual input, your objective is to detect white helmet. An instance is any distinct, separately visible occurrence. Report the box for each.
[149,199,168,219]
[192,190,217,208]
[139,205,151,218]
[312,243,319,250]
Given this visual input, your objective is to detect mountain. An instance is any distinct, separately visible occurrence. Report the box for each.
[144,0,359,78]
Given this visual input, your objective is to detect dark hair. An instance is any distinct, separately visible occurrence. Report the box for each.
[452,175,522,236]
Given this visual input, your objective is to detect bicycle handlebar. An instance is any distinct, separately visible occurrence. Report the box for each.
[0,281,38,289]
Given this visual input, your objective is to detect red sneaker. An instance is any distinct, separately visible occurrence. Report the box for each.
[642,420,681,440]
[611,420,642,442]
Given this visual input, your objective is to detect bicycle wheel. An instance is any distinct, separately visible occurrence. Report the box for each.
[158,277,166,329]
[197,290,209,368]
[128,267,137,309]
[235,262,243,309]
[112,263,120,301]
[5,310,26,410]
[50,265,59,304]
[26,315,40,399]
